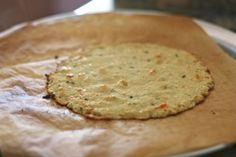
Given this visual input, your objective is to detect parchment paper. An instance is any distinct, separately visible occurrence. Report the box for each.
[0,13,236,157]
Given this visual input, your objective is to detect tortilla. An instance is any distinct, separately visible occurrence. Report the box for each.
[47,43,214,119]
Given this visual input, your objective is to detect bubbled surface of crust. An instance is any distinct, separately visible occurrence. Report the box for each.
[47,43,214,119]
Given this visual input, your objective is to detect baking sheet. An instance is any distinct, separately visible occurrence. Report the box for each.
[0,12,236,157]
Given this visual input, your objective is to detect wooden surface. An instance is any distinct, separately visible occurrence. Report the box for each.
[0,13,236,157]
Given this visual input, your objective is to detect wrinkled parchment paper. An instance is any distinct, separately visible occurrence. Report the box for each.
[0,13,236,157]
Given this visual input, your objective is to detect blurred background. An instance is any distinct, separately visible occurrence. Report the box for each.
[0,0,236,32]
[0,0,88,31]
[115,0,236,32]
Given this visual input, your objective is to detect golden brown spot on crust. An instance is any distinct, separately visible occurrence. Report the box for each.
[154,103,168,109]
[161,84,168,89]
[155,54,162,64]
[156,54,161,58]
[69,96,75,100]
[99,84,108,92]
[84,106,93,114]
[66,73,74,78]
[104,95,117,101]
[60,66,72,71]
[211,110,216,115]
[196,74,200,80]
[149,69,156,75]
[118,79,128,87]
[77,88,86,95]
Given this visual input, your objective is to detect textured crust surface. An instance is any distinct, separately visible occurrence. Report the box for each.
[1,13,236,157]
[47,43,214,119]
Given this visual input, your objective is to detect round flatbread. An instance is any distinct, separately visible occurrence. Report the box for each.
[47,43,214,119]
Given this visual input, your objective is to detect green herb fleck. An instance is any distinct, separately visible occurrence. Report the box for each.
[128,102,137,105]
[66,80,75,84]
[78,107,83,113]
[144,50,149,54]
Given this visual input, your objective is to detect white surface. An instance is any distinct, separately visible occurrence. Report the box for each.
[74,0,114,15]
